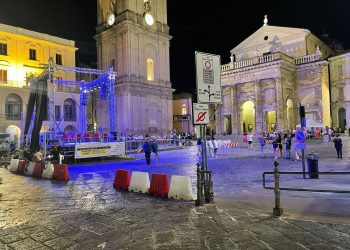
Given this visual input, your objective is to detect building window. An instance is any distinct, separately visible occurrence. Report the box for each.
[5,94,22,120]
[0,43,7,55]
[55,105,61,121]
[64,98,76,121]
[147,58,154,81]
[29,48,37,60]
[0,69,7,83]
[56,54,62,65]
[337,65,343,79]
[181,104,187,115]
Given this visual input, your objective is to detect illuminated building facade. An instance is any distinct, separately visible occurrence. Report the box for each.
[95,0,173,136]
[217,17,349,135]
[173,93,193,134]
[0,23,78,142]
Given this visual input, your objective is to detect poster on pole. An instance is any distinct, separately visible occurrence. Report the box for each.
[193,103,209,125]
[195,51,222,103]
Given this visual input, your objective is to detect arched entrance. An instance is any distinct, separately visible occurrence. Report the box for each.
[5,125,21,148]
[286,99,294,131]
[241,101,255,133]
[338,108,346,132]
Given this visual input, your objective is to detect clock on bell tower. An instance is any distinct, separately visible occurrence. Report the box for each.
[95,0,173,136]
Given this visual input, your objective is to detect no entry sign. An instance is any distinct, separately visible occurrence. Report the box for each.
[193,103,209,125]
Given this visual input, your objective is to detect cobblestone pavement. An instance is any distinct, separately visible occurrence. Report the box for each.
[1,137,350,249]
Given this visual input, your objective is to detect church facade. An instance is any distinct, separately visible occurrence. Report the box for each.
[94,0,173,136]
[217,17,349,135]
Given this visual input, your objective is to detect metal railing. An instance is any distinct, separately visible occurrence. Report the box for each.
[125,139,193,154]
[263,161,350,217]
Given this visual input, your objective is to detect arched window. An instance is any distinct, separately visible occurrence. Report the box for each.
[147,58,154,81]
[181,104,187,115]
[64,98,76,121]
[5,94,22,120]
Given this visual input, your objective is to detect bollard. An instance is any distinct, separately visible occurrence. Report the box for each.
[204,170,214,203]
[273,161,283,217]
[195,162,203,206]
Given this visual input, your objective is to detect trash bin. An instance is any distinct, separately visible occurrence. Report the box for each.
[306,153,319,179]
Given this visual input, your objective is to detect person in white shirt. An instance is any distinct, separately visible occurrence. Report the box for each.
[211,137,219,158]
[247,132,253,149]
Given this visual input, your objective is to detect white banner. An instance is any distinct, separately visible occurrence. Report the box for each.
[75,142,125,159]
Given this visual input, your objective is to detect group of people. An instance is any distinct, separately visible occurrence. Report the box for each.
[142,136,159,165]
[255,128,344,160]
[196,137,219,158]
[27,140,63,167]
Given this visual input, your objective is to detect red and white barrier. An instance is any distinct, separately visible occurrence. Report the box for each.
[129,171,150,193]
[25,162,35,176]
[8,158,19,172]
[17,160,26,175]
[113,169,131,190]
[169,175,194,201]
[149,173,169,198]
[42,163,54,179]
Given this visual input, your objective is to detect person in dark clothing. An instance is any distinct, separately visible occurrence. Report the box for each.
[333,134,343,159]
[151,139,159,159]
[272,138,278,158]
[50,140,62,164]
[285,136,292,159]
[143,138,151,165]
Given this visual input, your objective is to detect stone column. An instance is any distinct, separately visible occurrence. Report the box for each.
[344,80,350,131]
[216,102,223,136]
[275,78,285,132]
[231,85,240,134]
[254,81,262,134]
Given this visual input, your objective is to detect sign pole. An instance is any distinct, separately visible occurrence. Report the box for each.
[299,104,306,179]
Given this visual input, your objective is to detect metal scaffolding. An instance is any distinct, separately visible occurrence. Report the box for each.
[29,58,117,143]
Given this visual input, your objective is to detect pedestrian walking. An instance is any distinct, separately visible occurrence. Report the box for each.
[196,138,202,156]
[247,132,253,150]
[258,133,266,158]
[276,134,283,159]
[272,138,278,158]
[333,134,343,159]
[207,139,214,158]
[143,138,151,165]
[211,137,219,158]
[151,139,159,159]
[285,136,292,159]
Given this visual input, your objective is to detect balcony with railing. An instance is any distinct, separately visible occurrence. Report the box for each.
[0,80,28,88]
[221,52,323,74]
[0,113,23,121]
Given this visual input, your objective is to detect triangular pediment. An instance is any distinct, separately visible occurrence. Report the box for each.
[231,25,310,54]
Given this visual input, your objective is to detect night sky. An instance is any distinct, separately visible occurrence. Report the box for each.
[0,0,349,93]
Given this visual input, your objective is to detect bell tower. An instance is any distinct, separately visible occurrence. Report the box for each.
[95,0,173,136]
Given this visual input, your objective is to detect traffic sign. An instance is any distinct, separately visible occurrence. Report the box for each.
[195,51,222,103]
[193,103,209,125]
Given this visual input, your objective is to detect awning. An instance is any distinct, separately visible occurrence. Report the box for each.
[296,119,325,128]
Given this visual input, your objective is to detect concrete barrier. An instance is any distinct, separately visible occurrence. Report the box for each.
[25,162,35,176]
[42,163,54,179]
[129,171,150,193]
[169,175,194,201]
[8,158,19,172]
